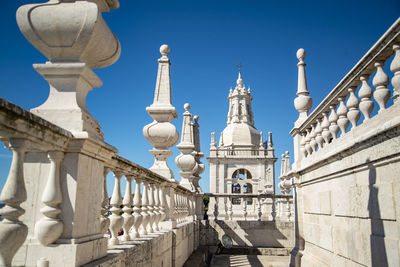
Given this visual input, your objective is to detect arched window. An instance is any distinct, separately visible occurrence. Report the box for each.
[232,183,241,193]
[232,169,252,180]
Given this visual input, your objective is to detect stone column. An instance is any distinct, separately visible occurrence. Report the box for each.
[143,45,179,181]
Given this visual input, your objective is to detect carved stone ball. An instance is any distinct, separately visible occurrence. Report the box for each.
[184,103,190,111]
[296,48,306,61]
[160,44,170,56]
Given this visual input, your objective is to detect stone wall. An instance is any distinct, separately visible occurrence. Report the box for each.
[291,104,400,266]
[83,222,199,267]
[200,220,294,248]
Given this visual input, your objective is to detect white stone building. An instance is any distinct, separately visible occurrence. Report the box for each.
[207,72,277,220]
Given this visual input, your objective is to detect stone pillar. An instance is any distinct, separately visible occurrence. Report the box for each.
[143,45,179,181]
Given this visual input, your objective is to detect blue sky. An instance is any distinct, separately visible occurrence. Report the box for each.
[0,0,399,195]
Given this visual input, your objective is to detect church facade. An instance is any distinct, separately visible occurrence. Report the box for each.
[207,72,277,220]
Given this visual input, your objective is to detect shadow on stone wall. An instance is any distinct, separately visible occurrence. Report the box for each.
[367,159,388,266]
[289,185,302,267]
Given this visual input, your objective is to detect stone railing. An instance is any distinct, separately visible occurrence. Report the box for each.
[291,18,400,166]
[204,193,293,222]
[215,148,260,157]
[103,155,197,245]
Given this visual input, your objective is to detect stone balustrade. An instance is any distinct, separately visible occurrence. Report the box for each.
[292,18,400,165]
[204,193,293,222]
[103,155,196,245]
[0,97,200,266]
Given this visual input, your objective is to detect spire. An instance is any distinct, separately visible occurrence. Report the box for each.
[147,44,178,120]
[237,71,243,86]
[226,69,255,126]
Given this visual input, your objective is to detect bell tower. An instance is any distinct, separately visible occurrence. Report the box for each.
[207,71,277,220]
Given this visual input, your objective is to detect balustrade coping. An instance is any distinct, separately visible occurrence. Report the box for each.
[0,97,120,156]
[204,193,293,199]
[108,154,194,194]
[291,18,400,135]
[0,97,72,138]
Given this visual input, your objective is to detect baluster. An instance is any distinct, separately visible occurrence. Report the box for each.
[315,118,324,149]
[300,132,307,158]
[304,129,312,155]
[328,105,339,139]
[227,197,233,220]
[207,196,215,220]
[35,151,64,246]
[153,184,160,231]
[185,195,189,222]
[147,183,155,233]
[100,167,110,235]
[337,97,349,137]
[286,198,291,222]
[131,177,142,239]
[271,197,276,221]
[0,139,28,266]
[159,185,166,225]
[358,74,374,121]
[188,195,194,220]
[391,44,400,103]
[213,196,219,220]
[140,181,149,236]
[372,61,390,112]
[109,172,123,245]
[309,123,317,152]
[321,112,331,145]
[346,86,361,129]
[174,193,179,223]
[242,198,247,221]
[121,175,134,241]
[257,197,262,221]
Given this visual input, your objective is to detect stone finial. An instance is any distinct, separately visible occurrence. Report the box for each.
[192,114,204,193]
[160,44,170,57]
[267,132,273,148]
[175,104,198,192]
[259,131,264,148]
[143,45,179,180]
[211,132,216,148]
[294,48,312,127]
[219,131,224,147]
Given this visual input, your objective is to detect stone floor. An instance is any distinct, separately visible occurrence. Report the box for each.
[210,255,289,267]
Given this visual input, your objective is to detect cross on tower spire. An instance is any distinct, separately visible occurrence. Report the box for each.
[237,62,243,73]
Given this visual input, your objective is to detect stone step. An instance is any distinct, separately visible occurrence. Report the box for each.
[219,247,291,256]
[210,255,290,267]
